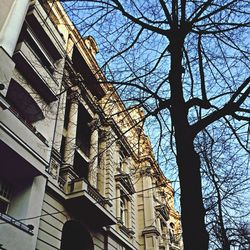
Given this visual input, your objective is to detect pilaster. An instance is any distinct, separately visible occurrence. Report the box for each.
[97,128,108,196]
[88,116,100,188]
[143,174,155,227]
[0,0,30,56]
[116,186,121,221]
[0,0,31,95]
[127,199,132,229]
[63,90,79,166]
[142,171,160,250]
[104,128,116,213]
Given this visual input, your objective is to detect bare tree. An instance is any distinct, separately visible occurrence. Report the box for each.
[59,1,250,249]
[196,130,249,249]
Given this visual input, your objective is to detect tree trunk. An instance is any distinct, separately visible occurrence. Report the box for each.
[176,136,209,250]
[168,32,209,250]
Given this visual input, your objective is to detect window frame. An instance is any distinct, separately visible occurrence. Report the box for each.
[0,179,12,214]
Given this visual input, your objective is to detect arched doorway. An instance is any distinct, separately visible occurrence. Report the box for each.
[60,220,94,250]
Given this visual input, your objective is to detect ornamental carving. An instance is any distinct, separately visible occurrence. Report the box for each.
[67,90,80,103]
[88,117,101,132]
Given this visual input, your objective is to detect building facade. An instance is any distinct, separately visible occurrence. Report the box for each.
[0,1,182,249]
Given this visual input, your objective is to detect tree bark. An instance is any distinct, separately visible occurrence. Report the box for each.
[168,31,209,250]
[176,137,209,250]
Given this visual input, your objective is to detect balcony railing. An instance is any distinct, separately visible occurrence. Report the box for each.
[87,184,110,206]
[58,176,66,189]
[9,106,48,146]
[66,178,112,207]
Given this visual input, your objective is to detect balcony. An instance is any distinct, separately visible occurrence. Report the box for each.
[13,41,57,103]
[64,178,115,227]
[118,223,135,238]
[27,2,65,59]
[0,118,49,177]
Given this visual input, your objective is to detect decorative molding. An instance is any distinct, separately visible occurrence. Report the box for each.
[49,148,62,180]
[119,223,135,238]
[115,173,135,195]
[142,226,160,236]
[67,90,80,103]
[88,117,101,132]
[155,205,170,221]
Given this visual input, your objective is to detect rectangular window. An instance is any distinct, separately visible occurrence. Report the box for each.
[0,199,9,213]
[0,180,11,214]
[119,151,125,172]
[26,28,55,74]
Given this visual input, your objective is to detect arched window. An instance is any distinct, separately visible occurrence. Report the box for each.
[60,221,94,250]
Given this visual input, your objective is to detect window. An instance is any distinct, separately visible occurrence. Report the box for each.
[73,151,89,179]
[0,180,11,214]
[119,147,129,173]
[160,220,168,239]
[119,191,129,227]
[76,104,91,157]
[25,28,55,74]
[119,151,125,171]
[117,189,134,235]
[169,222,175,244]
[120,197,126,224]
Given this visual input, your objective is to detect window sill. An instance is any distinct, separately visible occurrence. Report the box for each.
[118,223,135,237]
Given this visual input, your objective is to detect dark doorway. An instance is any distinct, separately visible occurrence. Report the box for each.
[60,220,94,250]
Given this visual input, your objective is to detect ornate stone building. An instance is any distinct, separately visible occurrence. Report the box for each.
[0,1,182,249]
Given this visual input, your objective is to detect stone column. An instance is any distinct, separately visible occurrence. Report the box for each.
[143,174,155,227]
[62,90,79,181]
[0,0,30,56]
[88,116,100,188]
[4,175,47,250]
[66,35,74,59]
[157,217,162,234]
[157,217,163,244]
[97,128,107,196]
[131,196,136,233]
[114,142,121,171]
[116,186,121,221]
[0,0,31,95]
[103,128,116,213]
